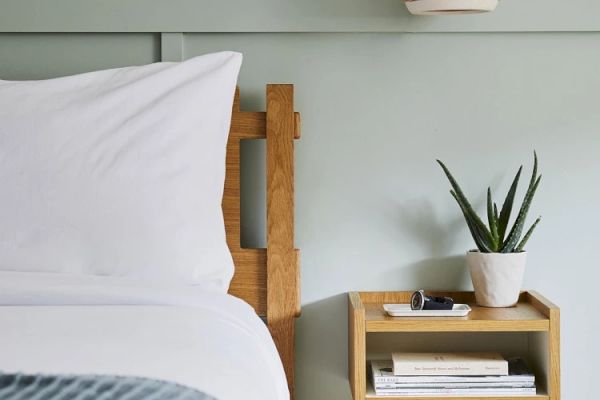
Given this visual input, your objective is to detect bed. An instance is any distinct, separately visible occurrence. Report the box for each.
[0,53,300,400]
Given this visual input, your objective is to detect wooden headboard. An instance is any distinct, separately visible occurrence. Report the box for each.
[224,84,301,397]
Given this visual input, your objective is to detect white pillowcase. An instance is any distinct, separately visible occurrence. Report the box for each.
[0,51,242,292]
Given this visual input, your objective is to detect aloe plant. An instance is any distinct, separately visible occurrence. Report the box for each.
[437,152,542,253]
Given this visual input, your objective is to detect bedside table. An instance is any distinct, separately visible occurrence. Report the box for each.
[348,291,560,400]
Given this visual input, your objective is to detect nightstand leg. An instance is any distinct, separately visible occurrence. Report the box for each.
[548,308,560,399]
[348,293,366,400]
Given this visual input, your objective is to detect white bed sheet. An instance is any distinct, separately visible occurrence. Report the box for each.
[0,271,289,400]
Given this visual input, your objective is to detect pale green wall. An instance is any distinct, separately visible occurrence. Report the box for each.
[1,12,599,400]
[0,34,158,79]
[2,0,600,32]
[187,33,596,399]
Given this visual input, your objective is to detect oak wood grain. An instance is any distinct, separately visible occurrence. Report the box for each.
[230,111,301,139]
[266,84,299,398]
[349,292,366,400]
[349,291,559,400]
[227,248,267,314]
[224,85,300,398]
[223,135,242,250]
[363,302,549,332]
[527,291,560,318]
[526,291,560,399]
[548,308,560,400]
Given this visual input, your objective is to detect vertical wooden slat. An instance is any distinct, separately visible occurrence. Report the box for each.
[525,291,561,399]
[348,293,366,400]
[224,85,301,394]
[222,137,241,250]
[548,307,561,399]
[266,84,299,398]
[222,88,242,251]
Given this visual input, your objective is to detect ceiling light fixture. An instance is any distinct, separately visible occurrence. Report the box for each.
[405,0,498,15]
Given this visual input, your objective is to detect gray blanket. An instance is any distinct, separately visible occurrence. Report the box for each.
[0,372,217,400]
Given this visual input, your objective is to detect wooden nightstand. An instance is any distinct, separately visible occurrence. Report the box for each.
[348,291,560,400]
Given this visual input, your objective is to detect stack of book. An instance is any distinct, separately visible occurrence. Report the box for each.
[371,353,536,397]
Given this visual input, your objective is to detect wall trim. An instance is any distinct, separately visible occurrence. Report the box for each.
[1,0,600,34]
[160,33,184,62]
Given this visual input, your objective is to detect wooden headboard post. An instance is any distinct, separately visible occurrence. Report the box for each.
[266,84,301,397]
[224,84,301,398]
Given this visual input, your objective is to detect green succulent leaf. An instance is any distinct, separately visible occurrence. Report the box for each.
[530,151,539,191]
[450,190,493,252]
[487,187,499,251]
[498,166,522,242]
[502,153,540,252]
[438,152,541,254]
[502,174,541,253]
[437,160,494,250]
[493,203,499,223]
[516,216,541,252]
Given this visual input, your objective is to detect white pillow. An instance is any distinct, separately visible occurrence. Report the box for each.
[0,51,242,292]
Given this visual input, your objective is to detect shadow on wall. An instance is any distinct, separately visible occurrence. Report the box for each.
[295,255,471,400]
[394,193,491,258]
[296,293,352,400]
[387,255,471,290]
[396,199,465,257]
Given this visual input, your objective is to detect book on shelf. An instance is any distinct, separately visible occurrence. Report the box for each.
[371,358,536,396]
[371,358,534,385]
[392,352,509,376]
[376,382,534,389]
[373,387,537,396]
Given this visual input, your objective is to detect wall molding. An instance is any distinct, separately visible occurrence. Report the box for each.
[160,33,184,62]
[1,0,600,33]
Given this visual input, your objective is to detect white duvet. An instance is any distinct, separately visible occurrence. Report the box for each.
[0,271,289,400]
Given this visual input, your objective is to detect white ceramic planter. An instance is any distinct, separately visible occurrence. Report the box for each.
[466,251,526,307]
[404,0,499,15]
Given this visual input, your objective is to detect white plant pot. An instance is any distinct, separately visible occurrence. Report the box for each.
[466,251,526,307]
[405,0,499,15]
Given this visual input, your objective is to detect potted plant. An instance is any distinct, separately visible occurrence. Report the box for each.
[437,153,541,307]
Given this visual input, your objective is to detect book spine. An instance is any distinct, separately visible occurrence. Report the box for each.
[373,376,534,384]
[374,387,536,395]
[392,360,508,376]
[374,382,536,389]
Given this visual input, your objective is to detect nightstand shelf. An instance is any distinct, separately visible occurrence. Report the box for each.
[348,291,560,400]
